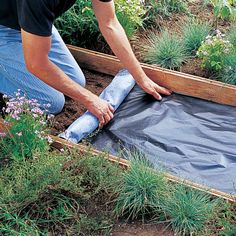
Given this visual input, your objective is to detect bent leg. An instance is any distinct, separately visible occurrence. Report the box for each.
[0,25,85,114]
[50,26,86,87]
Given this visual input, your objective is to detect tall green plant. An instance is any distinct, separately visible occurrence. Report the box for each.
[55,0,99,46]
[220,53,236,85]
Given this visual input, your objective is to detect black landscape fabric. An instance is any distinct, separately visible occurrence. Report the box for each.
[91,85,236,194]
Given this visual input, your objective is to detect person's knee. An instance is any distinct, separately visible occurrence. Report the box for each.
[46,92,65,114]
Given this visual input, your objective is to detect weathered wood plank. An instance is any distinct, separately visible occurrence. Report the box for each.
[68,45,236,107]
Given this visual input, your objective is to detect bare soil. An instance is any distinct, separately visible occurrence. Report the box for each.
[110,223,173,236]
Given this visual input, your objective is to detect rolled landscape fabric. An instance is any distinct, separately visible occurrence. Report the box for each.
[59,69,136,143]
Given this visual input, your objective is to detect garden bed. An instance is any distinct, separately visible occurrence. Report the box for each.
[1,45,236,235]
[51,45,236,201]
[56,0,236,86]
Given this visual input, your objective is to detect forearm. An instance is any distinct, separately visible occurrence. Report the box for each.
[99,19,146,83]
[29,59,94,106]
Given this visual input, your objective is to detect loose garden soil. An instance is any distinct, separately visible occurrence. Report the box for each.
[111,223,173,236]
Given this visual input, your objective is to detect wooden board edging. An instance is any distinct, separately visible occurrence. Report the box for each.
[51,135,235,203]
[68,45,236,107]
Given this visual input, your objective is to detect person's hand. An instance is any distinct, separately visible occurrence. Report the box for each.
[137,76,172,100]
[86,94,114,128]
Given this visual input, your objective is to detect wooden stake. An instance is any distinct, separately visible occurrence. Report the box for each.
[68,45,236,107]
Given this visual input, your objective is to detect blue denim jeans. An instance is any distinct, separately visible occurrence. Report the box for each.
[0,25,86,114]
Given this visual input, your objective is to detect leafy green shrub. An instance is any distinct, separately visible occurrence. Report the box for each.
[114,155,168,220]
[227,24,236,47]
[142,30,188,69]
[181,19,211,55]
[207,0,236,21]
[55,0,146,46]
[145,0,188,23]
[197,30,234,72]
[0,91,52,160]
[115,0,146,28]
[161,184,218,235]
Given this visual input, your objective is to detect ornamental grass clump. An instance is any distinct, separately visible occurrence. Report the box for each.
[161,184,218,235]
[181,19,211,55]
[197,30,234,73]
[114,154,169,220]
[220,53,236,85]
[142,30,188,69]
[0,90,53,160]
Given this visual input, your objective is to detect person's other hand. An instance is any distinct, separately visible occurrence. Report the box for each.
[86,94,114,128]
[137,76,172,100]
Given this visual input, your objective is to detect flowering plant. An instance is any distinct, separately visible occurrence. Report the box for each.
[116,0,146,27]
[0,90,53,160]
[197,30,234,72]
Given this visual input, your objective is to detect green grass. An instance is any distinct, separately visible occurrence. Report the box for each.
[142,30,188,69]
[215,200,236,236]
[219,53,236,85]
[0,148,121,235]
[181,19,211,55]
[227,24,236,47]
[114,153,168,220]
[160,184,218,235]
